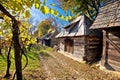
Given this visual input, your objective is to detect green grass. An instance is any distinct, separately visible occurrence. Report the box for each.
[0,44,46,79]
[0,55,7,75]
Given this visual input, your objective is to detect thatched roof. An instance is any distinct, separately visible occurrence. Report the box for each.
[90,0,120,29]
[56,15,102,38]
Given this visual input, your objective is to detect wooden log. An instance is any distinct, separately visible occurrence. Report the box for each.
[101,30,108,66]
[107,59,120,72]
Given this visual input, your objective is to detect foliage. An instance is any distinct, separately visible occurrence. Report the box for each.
[0,0,43,79]
[19,21,37,48]
[0,45,40,78]
[0,0,68,79]
[58,0,104,21]
[34,18,54,38]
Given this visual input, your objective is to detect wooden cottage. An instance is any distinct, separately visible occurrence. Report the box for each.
[56,15,102,62]
[90,0,120,71]
[38,30,58,47]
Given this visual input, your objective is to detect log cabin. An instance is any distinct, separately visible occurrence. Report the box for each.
[38,30,58,47]
[90,0,120,71]
[56,15,102,63]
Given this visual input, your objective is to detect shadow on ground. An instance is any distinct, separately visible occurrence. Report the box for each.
[39,51,52,58]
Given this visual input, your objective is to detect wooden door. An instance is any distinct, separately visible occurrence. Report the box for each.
[65,39,74,53]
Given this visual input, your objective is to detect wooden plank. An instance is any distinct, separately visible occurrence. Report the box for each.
[108,43,120,48]
[74,40,85,46]
[88,46,101,49]
[108,48,120,61]
[107,59,120,72]
[108,38,120,41]
[89,39,101,42]
[74,50,84,53]
[108,31,120,34]
[108,33,120,37]
[74,43,85,46]
[108,54,120,62]
[88,44,100,46]
[108,30,120,33]
[108,44,120,49]
[88,48,101,50]
[111,41,120,44]
[74,48,84,51]
[88,36,101,39]
[108,49,120,60]
[88,41,100,44]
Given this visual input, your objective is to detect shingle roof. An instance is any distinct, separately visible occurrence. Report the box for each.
[56,15,102,38]
[41,30,57,40]
[64,16,82,29]
[90,0,120,29]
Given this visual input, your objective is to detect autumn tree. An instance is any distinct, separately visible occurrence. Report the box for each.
[58,0,104,21]
[0,0,52,80]
[0,0,65,79]
[34,18,54,38]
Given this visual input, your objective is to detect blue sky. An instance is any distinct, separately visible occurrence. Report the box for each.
[30,0,69,32]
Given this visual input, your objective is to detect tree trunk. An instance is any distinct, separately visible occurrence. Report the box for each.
[12,22,22,80]
[0,4,22,80]
[4,43,12,78]
[28,44,32,51]
[0,48,2,55]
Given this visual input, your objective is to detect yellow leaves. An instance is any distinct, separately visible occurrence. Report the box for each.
[64,16,69,21]
[40,5,49,14]
[0,31,2,35]
[3,15,11,23]
[0,12,4,18]
[49,8,59,17]
[23,10,31,18]
[59,15,64,19]
[31,38,37,44]
[35,3,40,9]
[68,15,72,20]
[54,10,58,17]
[48,28,52,33]
[50,4,55,6]
[19,21,37,46]
[59,15,73,21]
[64,16,73,21]
[10,1,23,12]
[49,8,54,15]
[5,38,9,41]
[21,35,37,46]
[16,0,21,3]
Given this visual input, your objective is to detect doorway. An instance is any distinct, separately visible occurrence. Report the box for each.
[64,39,74,53]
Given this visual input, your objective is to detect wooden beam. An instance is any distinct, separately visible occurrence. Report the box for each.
[101,30,108,66]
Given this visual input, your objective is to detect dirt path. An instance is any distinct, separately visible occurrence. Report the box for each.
[39,50,120,80]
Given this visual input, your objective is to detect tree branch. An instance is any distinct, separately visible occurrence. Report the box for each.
[0,4,16,21]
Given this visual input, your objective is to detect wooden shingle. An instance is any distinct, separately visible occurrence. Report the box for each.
[90,0,120,29]
[56,15,102,38]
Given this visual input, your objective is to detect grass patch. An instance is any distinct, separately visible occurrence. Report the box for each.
[0,44,46,79]
[39,50,52,58]
[0,55,7,75]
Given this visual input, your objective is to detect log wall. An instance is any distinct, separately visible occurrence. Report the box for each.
[107,29,120,71]
[86,36,102,62]
[59,36,102,62]
[73,37,85,58]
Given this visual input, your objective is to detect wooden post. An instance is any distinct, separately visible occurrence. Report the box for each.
[101,30,108,66]
[84,36,88,56]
